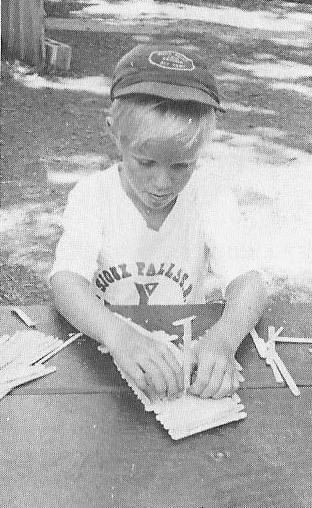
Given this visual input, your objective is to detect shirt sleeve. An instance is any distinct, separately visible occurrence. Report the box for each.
[202,187,263,291]
[49,176,104,282]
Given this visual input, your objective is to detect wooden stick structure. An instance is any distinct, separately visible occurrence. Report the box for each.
[98,324,246,440]
[250,326,301,396]
[0,329,83,400]
[98,315,247,439]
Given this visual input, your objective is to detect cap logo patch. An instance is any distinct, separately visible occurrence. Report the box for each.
[148,50,195,71]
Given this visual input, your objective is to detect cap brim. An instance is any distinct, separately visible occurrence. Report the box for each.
[113,82,225,112]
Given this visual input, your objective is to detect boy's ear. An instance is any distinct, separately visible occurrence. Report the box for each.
[106,116,127,150]
[106,116,119,144]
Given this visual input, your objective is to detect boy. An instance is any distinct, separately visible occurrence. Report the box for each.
[50,45,268,402]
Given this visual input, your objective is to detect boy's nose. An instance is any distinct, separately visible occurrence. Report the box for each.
[152,167,172,192]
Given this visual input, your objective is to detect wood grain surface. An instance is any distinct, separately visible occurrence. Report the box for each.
[1,389,311,508]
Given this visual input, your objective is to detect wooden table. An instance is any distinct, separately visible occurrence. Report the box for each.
[1,303,312,508]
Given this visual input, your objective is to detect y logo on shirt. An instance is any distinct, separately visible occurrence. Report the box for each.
[134,282,159,304]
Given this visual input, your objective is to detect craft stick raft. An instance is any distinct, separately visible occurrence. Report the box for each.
[98,315,246,440]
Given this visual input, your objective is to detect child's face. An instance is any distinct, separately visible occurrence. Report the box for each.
[119,137,200,212]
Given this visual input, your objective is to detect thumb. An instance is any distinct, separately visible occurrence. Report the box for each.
[189,360,214,395]
[234,359,243,371]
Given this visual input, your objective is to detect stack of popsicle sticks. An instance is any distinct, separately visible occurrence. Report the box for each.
[249,326,311,396]
[0,330,82,400]
[98,315,246,440]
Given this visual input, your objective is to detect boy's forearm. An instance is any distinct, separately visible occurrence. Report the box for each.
[210,271,269,352]
[51,271,125,349]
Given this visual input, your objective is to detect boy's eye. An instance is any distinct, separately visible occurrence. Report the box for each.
[171,162,192,171]
[136,159,155,167]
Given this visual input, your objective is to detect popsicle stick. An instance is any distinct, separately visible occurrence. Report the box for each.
[172,316,196,393]
[36,332,83,364]
[268,326,276,343]
[270,350,300,396]
[0,366,56,400]
[268,357,284,384]
[11,307,37,328]
[272,326,284,338]
[29,342,63,365]
[183,321,192,393]
[0,338,62,369]
[274,337,312,344]
[250,329,267,358]
[266,327,274,366]
[265,330,283,382]
[0,365,48,384]
[11,365,57,385]
[169,411,247,440]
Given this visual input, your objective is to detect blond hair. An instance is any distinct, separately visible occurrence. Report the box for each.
[109,95,216,155]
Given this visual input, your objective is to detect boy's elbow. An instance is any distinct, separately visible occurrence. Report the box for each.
[234,269,267,288]
[226,270,269,305]
[244,270,270,310]
[248,270,269,294]
[50,271,70,296]
[50,271,69,311]
[50,271,90,308]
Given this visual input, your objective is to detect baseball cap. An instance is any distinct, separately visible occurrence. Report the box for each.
[111,44,225,112]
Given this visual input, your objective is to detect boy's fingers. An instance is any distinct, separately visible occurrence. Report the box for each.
[189,358,215,396]
[142,373,160,402]
[234,359,243,371]
[159,345,184,391]
[152,356,179,398]
[138,358,167,398]
[234,370,245,383]
[124,363,153,397]
[212,372,236,399]
[233,377,240,392]
[200,360,228,399]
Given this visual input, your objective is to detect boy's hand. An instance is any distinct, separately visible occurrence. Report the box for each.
[109,323,184,402]
[189,331,241,399]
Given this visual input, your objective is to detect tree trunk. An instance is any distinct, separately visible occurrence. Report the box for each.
[1,0,45,67]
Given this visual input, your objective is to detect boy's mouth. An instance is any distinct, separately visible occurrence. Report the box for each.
[150,192,172,198]
[146,192,178,210]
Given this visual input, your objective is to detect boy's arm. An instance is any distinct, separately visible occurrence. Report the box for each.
[51,271,125,348]
[190,270,268,398]
[51,271,183,399]
[210,269,268,352]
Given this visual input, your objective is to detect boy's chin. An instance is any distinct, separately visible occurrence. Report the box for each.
[145,193,177,211]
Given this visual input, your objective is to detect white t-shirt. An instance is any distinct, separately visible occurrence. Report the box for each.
[50,164,257,305]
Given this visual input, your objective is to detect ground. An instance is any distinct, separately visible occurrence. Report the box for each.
[1,0,312,304]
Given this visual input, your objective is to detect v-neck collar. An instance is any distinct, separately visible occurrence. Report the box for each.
[114,164,184,234]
